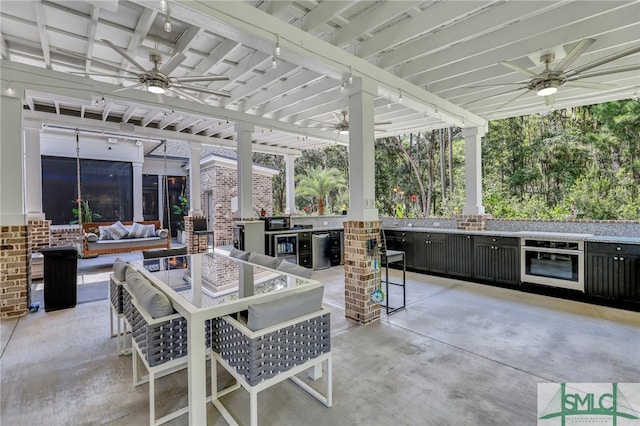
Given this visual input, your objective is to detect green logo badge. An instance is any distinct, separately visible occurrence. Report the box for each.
[538,383,640,425]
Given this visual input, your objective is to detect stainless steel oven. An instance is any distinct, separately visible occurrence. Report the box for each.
[520,238,585,292]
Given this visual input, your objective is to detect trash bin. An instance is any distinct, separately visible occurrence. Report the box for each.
[40,247,78,312]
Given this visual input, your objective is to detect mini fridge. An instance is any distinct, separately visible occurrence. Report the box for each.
[312,233,331,270]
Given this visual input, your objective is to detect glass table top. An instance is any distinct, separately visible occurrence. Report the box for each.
[132,252,318,310]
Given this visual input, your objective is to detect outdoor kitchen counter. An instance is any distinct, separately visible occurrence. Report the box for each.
[264,227,344,235]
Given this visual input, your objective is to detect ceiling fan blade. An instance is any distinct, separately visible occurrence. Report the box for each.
[463,87,527,106]
[172,83,231,98]
[499,61,537,77]
[160,52,187,76]
[112,83,145,93]
[568,64,640,80]
[68,72,139,79]
[464,82,528,88]
[173,75,230,83]
[167,87,206,104]
[497,90,530,110]
[101,39,148,73]
[553,38,596,72]
[564,81,616,90]
[374,121,392,125]
[544,94,555,106]
[331,111,343,122]
[568,43,640,76]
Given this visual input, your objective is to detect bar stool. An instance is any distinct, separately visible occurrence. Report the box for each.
[380,230,406,314]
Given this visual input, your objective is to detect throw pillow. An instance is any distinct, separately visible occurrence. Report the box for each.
[106,221,129,240]
[156,228,168,238]
[98,226,112,240]
[229,248,250,261]
[247,286,324,331]
[248,252,278,269]
[277,259,313,279]
[127,222,148,238]
[133,279,174,319]
[113,258,128,281]
[86,232,98,242]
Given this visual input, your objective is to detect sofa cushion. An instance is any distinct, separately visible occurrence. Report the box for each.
[106,221,129,240]
[156,228,168,238]
[248,252,278,269]
[277,259,313,279]
[229,248,250,261]
[86,232,98,242]
[247,285,324,331]
[113,257,128,281]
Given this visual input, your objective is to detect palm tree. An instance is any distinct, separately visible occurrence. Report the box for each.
[296,167,347,215]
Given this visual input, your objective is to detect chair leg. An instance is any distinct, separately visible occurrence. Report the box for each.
[250,390,258,426]
[149,370,155,426]
[326,357,333,407]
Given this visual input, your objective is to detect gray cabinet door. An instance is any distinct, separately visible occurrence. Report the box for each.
[474,236,520,286]
[413,233,446,273]
[586,242,640,302]
[494,244,520,286]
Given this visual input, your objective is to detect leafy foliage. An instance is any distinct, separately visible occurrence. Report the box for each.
[296,166,347,215]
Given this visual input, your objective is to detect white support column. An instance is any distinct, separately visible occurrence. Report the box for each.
[284,154,296,215]
[235,122,254,219]
[1,96,25,226]
[132,162,143,222]
[189,142,203,217]
[347,77,378,221]
[23,127,45,221]
[461,126,486,215]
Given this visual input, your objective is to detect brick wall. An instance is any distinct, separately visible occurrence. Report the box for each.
[50,226,82,249]
[200,163,273,247]
[184,216,209,254]
[455,214,492,231]
[343,220,381,324]
[28,220,51,251]
[0,225,29,318]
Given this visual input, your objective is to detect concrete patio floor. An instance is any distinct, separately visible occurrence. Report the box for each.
[1,254,639,425]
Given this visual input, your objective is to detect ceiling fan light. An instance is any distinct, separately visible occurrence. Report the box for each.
[537,86,557,96]
[147,83,165,94]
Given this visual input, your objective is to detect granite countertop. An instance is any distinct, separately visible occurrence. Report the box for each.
[264,227,343,235]
[383,227,640,244]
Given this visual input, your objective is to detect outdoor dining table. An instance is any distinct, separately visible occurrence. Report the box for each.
[132,251,322,425]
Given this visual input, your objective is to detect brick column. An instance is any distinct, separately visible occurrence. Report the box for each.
[1,225,29,318]
[28,220,51,252]
[184,216,208,254]
[455,214,492,231]
[343,220,381,324]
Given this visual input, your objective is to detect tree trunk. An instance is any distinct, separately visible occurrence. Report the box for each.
[426,131,435,216]
[392,135,428,218]
[448,127,454,198]
[440,128,446,204]
[317,197,325,215]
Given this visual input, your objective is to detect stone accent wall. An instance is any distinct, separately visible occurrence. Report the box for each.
[184,216,209,254]
[343,220,381,324]
[200,163,273,247]
[28,220,51,251]
[1,225,29,318]
[455,214,492,231]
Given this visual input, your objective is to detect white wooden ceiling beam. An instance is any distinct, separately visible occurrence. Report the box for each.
[85,5,100,74]
[378,0,553,70]
[162,0,485,127]
[266,1,293,17]
[175,116,201,132]
[122,105,137,122]
[191,120,217,135]
[356,1,493,59]
[157,113,181,130]
[117,7,156,82]
[301,1,353,32]
[330,1,422,48]
[33,0,52,68]
[411,3,640,86]
[141,109,163,127]
[226,62,298,104]
[275,88,344,121]
[257,77,337,116]
[102,101,113,121]
[192,39,239,75]
[1,35,9,60]
[244,71,324,111]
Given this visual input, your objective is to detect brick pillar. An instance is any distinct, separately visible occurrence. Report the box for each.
[28,219,51,252]
[455,214,492,231]
[184,216,208,254]
[343,220,381,324]
[1,225,29,318]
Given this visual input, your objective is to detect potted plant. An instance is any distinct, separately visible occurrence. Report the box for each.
[172,185,189,242]
[70,199,101,224]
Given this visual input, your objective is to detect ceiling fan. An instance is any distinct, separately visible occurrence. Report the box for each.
[332,110,392,134]
[76,39,231,103]
[473,39,640,108]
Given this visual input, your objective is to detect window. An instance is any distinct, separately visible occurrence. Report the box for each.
[42,156,133,225]
[143,174,159,221]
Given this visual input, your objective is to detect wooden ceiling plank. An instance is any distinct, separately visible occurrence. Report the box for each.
[192,39,239,75]
[141,109,163,127]
[122,105,137,122]
[258,77,337,116]
[244,71,324,111]
[33,1,52,68]
[301,1,353,33]
[85,5,100,74]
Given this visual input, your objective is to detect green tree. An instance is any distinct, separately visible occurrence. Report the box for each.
[296,167,347,215]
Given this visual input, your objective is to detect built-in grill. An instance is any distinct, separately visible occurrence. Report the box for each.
[519,232,593,292]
